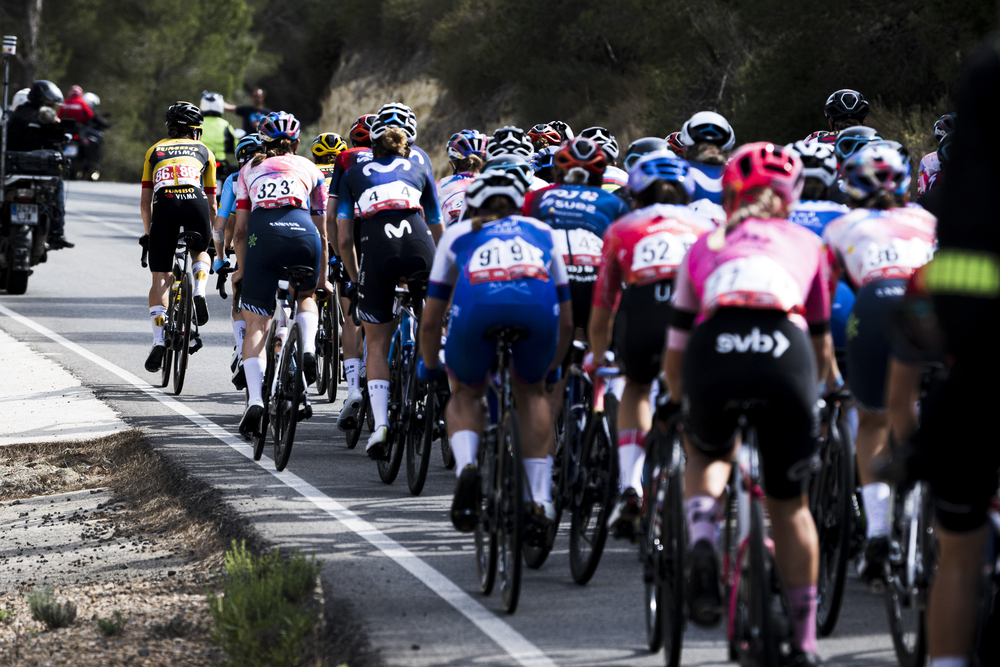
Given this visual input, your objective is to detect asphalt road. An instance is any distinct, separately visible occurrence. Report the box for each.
[0,181,901,666]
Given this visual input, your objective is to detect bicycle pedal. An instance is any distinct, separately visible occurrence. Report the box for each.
[298,405,313,421]
[189,336,203,354]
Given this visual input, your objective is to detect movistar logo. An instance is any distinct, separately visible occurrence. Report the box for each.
[715,328,790,357]
[362,158,410,176]
[384,220,412,238]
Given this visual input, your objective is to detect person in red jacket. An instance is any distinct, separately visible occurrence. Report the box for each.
[58,85,94,126]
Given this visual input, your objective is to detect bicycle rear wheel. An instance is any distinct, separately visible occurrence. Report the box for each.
[815,418,855,636]
[740,498,780,667]
[438,381,455,469]
[643,435,666,653]
[475,425,499,595]
[172,270,193,395]
[498,408,524,613]
[315,295,332,396]
[407,372,433,495]
[272,324,303,471]
[252,328,276,460]
[327,294,341,403]
[377,342,406,484]
[885,482,931,667]
[159,278,178,389]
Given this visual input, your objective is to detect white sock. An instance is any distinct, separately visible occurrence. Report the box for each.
[344,358,362,394]
[630,452,647,496]
[524,457,552,503]
[618,443,643,494]
[150,306,166,344]
[231,319,246,354]
[450,430,479,477]
[863,482,891,538]
[244,356,265,407]
[296,311,318,354]
[609,376,625,401]
[193,261,209,298]
[929,658,968,667]
[368,380,390,429]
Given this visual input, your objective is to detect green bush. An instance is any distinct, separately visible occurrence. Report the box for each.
[27,586,77,630]
[97,610,128,637]
[208,540,321,667]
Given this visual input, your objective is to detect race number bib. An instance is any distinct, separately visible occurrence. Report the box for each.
[702,256,804,313]
[442,191,465,223]
[253,174,307,209]
[468,236,549,285]
[358,181,422,219]
[153,163,201,192]
[858,238,934,285]
[552,228,603,266]
[630,231,698,282]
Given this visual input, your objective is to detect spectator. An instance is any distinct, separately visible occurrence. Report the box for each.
[224,87,271,135]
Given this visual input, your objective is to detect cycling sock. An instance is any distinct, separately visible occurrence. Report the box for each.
[618,429,646,496]
[192,261,209,298]
[368,380,390,430]
[846,405,859,444]
[450,430,479,476]
[928,658,968,667]
[686,496,719,551]
[862,482,891,538]
[296,311,318,354]
[149,306,166,344]
[344,358,362,394]
[629,430,648,493]
[524,458,552,504]
[231,320,245,354]
[244,356,265,407]
[786,584,818,655]
[608,376,625,401]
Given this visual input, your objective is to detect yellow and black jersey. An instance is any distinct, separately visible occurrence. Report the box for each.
[141,138,218,196]
[317,163,336,190]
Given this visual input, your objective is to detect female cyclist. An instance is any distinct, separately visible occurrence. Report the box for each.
[311,132,348,192]
[336,111,442,459]
[140,102,218,373]
[663,142,832,666]
[417,170,574,530]
[822,143,935,583]
[231,111,329,438]
[437,130,488,224]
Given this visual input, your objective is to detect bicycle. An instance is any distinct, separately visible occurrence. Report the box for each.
[315,254,342,404]
[247,265,316,471]
[141,230,203,395]
[973,489,1000,666]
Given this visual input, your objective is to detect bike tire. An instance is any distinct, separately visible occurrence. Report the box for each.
[315,297,331,396]
[885,482,930,667]
[172,269,193,396]
[272,324,302,472]
[475,425,499,595]
[746,497,780,667]
[569,394,619,585]
[438,382,455,469]
[252,327,276,461]
[328,293,341,403]
[377,342,405,484]
[498,408,524,614]
[407,373,433,496]
[662,445,686,667]
[159,278,176,389]
[816,418,855,636]
[345,387,368,449]
[643,432,666,653]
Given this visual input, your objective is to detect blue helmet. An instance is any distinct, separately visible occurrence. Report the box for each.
[841,143,911,200]
[235,133,264,164]
[257,111,300,142]
[834,126,881,163]
[531,146,559,173]
[627,151,694,197]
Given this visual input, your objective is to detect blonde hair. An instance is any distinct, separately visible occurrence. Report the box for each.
[251,138,295,168]
[708,187,782,250]
[374,127,411,159]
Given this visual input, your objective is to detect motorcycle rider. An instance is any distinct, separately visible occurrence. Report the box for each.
[8,80,73,249]
[57,85,94,126]
[200,92,237,178]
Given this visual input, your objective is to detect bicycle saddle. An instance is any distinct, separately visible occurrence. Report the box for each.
[283,265,316,288]
[177,231,203,247]
[484,325,530,343]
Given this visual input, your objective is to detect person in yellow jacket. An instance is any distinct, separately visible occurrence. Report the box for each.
[200,91,236,179]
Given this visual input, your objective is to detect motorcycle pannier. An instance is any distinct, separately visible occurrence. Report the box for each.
[5,150,63,176]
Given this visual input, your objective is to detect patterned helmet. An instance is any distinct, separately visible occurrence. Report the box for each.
[680,111,735,151]
[487,126,534,159]
[841,143,911,200]
[235,133,264,164]
[554,136,608,176]
[834,126,882,163]
[370,102,417,143]
[579,126,620,161]
[664,131,685,155]
[804,130,838,145]
[532,145,559,173]
[824,89,869,123]
[722,142,804,215]
[528,123,563,148]
[623,137,669,172]
[349,114,376,147]
[933,113,956,141]
[447,129,489,162]
[257,110,301,141]
[482,155,535,191]
[547,120,574,142]
[627,151,694,197]
[786,140,839,187]
[465,169,528,210]
[311,132,348,158]
[165,101,203,128]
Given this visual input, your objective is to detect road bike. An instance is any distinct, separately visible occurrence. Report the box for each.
[972,489,1000,666]
[315,255,342,404]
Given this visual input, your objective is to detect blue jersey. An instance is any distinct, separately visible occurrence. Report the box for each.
[788,200,851,237]
[337,153,441,226]
[688,162,724,204]
[218,171,239,218]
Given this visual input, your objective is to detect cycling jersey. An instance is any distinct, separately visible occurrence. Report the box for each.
[141,138,217,197]
[689,199,726,226]
[201,116,235,162]
[408,145,443,226]
[822,206,936,288]
[687,161,724,204]
[436,172,476,225]
[787,200,851,237]
[917,151,940,196]
[317,163,336,190]
[218,172,238,219]
[235,155,328,215]
[602,165,628,192]
[336,154,438,223]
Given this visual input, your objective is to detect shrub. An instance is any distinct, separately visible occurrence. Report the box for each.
[27,586,77,630]
[97,610,128,637]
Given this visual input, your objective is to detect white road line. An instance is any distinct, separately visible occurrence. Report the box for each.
[72,210,140,237]
[0,303,557,667]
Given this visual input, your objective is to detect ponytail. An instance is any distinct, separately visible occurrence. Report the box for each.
[374,127,411,159]
[470,195,513,232]
[708,187,782,251]
[251,138,295,168]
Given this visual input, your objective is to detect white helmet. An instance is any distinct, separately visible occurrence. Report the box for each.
[83,92,100,107]
[11,88,29,110]
[786,140,839,187]
[465,169,528,210]
[679,111,735,152]
[200,91,225,115]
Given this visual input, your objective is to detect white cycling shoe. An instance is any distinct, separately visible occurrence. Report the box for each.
[365,425,389,460]
[336,388,364,432]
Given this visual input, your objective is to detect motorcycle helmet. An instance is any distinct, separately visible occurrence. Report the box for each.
[27,80,64,107]
[201,91,225,115]
[680,111,735,152]
[83,92,100,108]
[623,137,669,172]
[11,88,29,110]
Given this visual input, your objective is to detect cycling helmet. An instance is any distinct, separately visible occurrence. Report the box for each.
[804,130,837,145]
[370,102,417,143]
[482,155,535,191]
[665,131,685,155]
[83,92,100,108]
[487,126,534,159]
[554,136,608,176]
[532,145,559,173]
[870,139,910,160]
[447,129,489,162]
[11,88,29,110]
[465,169,528,210]
[786,140,838,187]
[579,126,620,161]
[841,143,911,200]
[312,132,347,158]
[528,123,562,147]
[680,111,735,151]
[627,151,694,197]
[236,133,264,164]
[834,126,882,162]
[349,114,376,147]
[824,89,869,123]
[623,137,669,172]
[257,110,300,141]
[722,142,804,215]
[548,120,574,142]
[200,91,225,115]
[937,132,954,169]
[933,113,956,141]
[165,101,203,128]
[27,80,63,106]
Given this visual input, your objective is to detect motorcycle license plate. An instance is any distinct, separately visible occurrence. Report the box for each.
[64,144,79,157]
[12,203,38,225]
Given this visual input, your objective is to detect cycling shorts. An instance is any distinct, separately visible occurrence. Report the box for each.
[831,280,855,351]
[239,206,321,317]
[147,188,211,273]
[683,308,820,500]
[357,211,435,324]
[845,278,906,413]
[614,280,673,385]
[445,301,560,387]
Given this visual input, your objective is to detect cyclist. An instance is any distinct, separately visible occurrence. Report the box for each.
[311,132,348,189]
[829,126,883,204]
[416,170,573,530]
[917,113,956,196]
[488,125,549,191]
[336,112,442,459]
[663,143,832,666]
[140,102,218,373]
[588,152,714,537]
[579,126,627,192]
[824,88,869,132]
[437,130,488,224]
[677,111,735,205]
[822,143,935,584]
[623,137,670,172]
[917,131,953,218]
[548,120,574,142]
[200,91,237,179]
[232,111,328,438]
[665,131,685,157]
[528,123,562,151]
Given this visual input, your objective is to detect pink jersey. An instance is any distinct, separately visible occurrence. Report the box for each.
[916,152,940,196]
[235,154,327,215]
[593,204,715,310]
[436,172,475,225]
[669,218,830,350]
[821,206,936,288]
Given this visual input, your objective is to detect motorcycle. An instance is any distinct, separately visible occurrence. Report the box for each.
[63,118,108,181]
[0,149,63,293]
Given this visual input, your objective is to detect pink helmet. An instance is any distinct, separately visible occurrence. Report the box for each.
[722,142,804,215]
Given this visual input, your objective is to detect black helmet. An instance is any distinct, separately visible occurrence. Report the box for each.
[27,80,64,106]
[623,137,668,172]
[165,101,203,128]
[824,89,869,123]
[937,132,954,169]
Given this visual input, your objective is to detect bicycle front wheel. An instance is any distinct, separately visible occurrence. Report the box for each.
[171,270,193,395]
[498,408,524,614]
[815,417,855,636]
[272,324,303,471]
[407,373,433,496]
[885,482,930,667]
[377,343,406,484]
[475,425,499,595]
[315,295,332,396]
